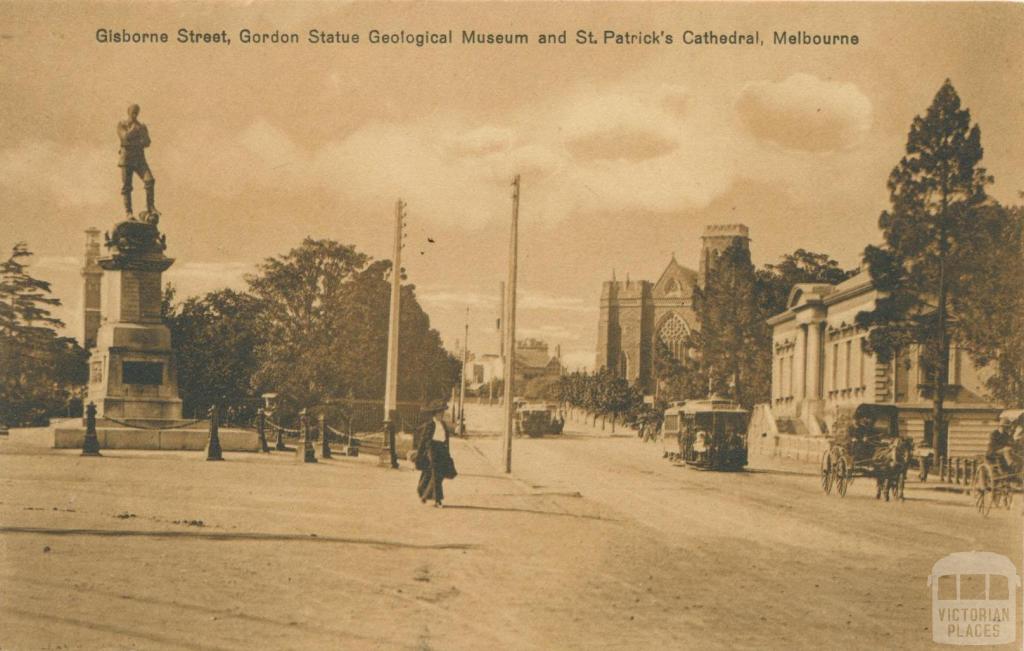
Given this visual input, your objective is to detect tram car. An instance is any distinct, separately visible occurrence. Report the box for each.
[660,398,749,471]
[514,402,565,437]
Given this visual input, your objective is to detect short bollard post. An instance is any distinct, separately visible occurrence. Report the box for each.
[206,405,224,461]
[298,408,317,463]
[379,413,399,469]
[257,408,270,453]
[319,413,332,459]
[274,420,287,451]
[81,402,101,456]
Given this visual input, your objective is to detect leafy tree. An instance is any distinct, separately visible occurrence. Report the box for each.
[693,239,771,408]
[523,374,561,401]
[856,80,994,435]
[244,238,458,409]
[0,242,86,426]
[955,202,1024,405]
[165,289,264,421]
[654,337,707,403]
[757,249,857,317]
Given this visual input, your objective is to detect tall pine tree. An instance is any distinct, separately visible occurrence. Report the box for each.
[0,242,85,426]
[856,80,993,441]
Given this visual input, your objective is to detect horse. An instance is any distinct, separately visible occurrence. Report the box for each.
[873,436,914,501]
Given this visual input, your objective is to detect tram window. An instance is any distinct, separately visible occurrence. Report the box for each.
[664,415,679,432]
[960,574,986,600]
[937,575,957,600]
[989,574,1009,600]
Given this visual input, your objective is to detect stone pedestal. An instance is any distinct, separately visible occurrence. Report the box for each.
[87,219,183,425]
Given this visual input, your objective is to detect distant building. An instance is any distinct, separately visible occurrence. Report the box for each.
[754,272,1000,459]
[81,228,103,349]
[596,224,750,393]
[515,338,561,391]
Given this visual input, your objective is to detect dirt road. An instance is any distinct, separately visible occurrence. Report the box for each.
[0,405,1019,649]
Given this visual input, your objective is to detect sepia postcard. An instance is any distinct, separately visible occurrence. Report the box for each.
[1,2,1022,649]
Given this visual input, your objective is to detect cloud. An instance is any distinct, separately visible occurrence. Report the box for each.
[165,261,250,299]
[735,73,872,153]
[659,84,690,118]
[560,89,681,163]
[566,124,679,163]
[445,126,513,158]
[0,140,109,207]
[0,81,763,233]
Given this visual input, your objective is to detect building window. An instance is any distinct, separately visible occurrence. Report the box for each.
[618,352,630,379]
[788,355,794,397]
[858,337,865,388]
[657,313,689,361]
[949,346,962,385]
[831,343,839,392]
[844,340,852,389]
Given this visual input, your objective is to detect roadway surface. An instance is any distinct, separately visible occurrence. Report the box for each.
[0,403,1019,649]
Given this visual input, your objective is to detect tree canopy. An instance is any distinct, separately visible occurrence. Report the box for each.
[166,237,460,419]
[856,80,996,424]
[0,242,87,426]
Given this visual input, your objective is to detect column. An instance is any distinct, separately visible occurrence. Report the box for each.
[805,321,822,400]
[793,325,807,401]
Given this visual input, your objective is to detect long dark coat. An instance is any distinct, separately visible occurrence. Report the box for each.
[416,419,456,503]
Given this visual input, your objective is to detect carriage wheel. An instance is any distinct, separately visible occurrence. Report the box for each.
[835,455,850,497]
[821,451,834,495]
[971,464,994,517]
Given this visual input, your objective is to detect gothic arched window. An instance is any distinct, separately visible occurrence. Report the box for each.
[658,313,690,361]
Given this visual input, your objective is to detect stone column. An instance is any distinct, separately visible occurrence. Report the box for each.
[806,321,823,400]
[793,324,807,403]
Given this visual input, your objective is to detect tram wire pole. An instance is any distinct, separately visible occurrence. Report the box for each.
[501,175,520,474]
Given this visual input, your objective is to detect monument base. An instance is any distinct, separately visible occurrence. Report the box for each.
[39,423,259,451]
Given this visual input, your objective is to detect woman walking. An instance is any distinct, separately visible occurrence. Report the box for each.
[416,399,457,508]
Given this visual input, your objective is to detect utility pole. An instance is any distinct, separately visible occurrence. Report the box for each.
[381,199,406,469]
[501,176,521,474]
[497,280,505,407]
[459,308,469,435]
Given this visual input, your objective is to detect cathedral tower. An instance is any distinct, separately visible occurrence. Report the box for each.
[699,224,750,288]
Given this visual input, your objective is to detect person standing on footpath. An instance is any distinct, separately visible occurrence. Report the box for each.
[416,399,457,508]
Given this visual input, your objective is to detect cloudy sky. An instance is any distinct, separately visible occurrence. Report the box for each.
[1,2,1022,371]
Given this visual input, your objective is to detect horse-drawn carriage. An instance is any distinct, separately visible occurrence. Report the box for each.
[514,402,565,438]
[969,409,1023,516]
[661,398,748,471]
[821,404,914,501]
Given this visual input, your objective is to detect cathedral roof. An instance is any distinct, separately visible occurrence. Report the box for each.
[653,255,698,298]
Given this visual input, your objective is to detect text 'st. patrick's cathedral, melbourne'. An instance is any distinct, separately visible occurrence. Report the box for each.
[597,224,749,393]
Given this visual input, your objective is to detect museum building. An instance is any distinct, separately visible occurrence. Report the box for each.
[750,272,1002,461]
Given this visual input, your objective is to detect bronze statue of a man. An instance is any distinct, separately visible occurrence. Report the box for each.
[117,104,157,219]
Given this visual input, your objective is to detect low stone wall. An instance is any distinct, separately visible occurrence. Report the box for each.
[748,431,829,465]
[31,425,260,452]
